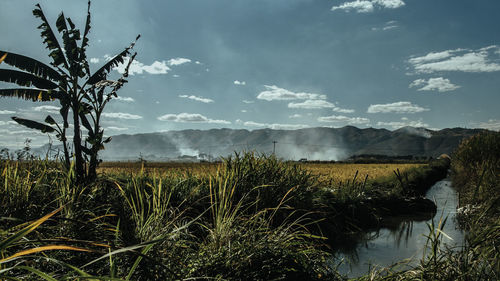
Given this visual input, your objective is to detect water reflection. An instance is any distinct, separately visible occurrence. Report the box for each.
[337,180,464,277]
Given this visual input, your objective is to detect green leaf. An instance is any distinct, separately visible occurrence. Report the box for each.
[0,50,61,81]
[44,115,56,125]
[103,136,112,144]
[33,4,69,69]
[80,1,92,76]
[81,145,92,155]
[0,89,62,102]
[57,12,80,67]
[79,112,94,136]
[11,117,55,133]
[87,34,140,85]
[0,69,58,89]
[0,206,63,251]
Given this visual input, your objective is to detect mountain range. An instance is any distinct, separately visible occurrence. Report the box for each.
[87,126,485,161]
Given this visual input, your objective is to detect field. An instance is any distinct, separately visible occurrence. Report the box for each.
[99,161,425,185]
[2,139,499,280]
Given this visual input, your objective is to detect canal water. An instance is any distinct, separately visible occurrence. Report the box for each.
[337,180,465,277]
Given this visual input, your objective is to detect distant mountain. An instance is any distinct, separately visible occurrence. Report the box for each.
[87,126,484,161]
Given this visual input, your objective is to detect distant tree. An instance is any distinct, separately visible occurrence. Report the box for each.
[0,1,139,183]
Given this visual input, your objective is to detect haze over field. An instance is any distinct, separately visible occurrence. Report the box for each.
[1,0,499,148]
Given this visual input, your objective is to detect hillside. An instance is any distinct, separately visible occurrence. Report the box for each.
[94,126,485,161]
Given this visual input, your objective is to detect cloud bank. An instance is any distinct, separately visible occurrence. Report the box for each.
[409,77,460,92]
[158,113,230,124]
[112,57,171,75]
[409,46,500,73]
[317,115,370,125]
[367,101,429,114]
[377,117,429,129]
[179,95,214,103]
[236,119,309,130]
[331,0,405,13]
[167,58,191,66]
[102,112,143,119]
[257,85,326,101]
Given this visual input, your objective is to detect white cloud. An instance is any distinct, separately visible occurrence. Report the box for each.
[109,56,171,75]
[289,114,302,119]
[0,110,15,114]
[377,117,429,129]
[236,120,309,130]
[409,77,460,92]
[167,58,191,66]
[332,106,355,114]
[373,0,405,9]
[287,100,355,112]
[367,101,429,114]
[157,113,230,124]
[173,74,180,78]
[257,85,326,101]
[234,80,246,85]
[90,58,100,64]
[372,20,399,31]
[242,100,254,104]
[195,61,201,65]
[409,46,500,73]
[115,96,135,102]
[475,119,500,131]
[409,50,456,65]
[332,0,404,13]
[331,1,374,13]
[178,95,214,103]
[102,112,143,119]
[241,110,247,113]
[288,99,335,109]
[317,115,370,125]
[32,105,60,114]
[106,126,129,131]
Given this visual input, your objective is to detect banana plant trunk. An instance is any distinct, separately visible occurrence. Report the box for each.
[72,97,85,184]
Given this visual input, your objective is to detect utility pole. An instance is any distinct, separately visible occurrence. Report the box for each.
[272,141,277,155]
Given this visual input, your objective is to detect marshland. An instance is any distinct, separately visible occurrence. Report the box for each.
[1,1,500,280]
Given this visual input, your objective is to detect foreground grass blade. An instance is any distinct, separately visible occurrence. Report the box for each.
[0,205,64,251]
[0,245,92,264]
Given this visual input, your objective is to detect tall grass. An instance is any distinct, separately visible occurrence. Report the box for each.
[0,151,459,280]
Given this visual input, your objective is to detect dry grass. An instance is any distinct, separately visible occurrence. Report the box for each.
[98,161,221,177]
[99,161,425,184]
[302,163,426,185]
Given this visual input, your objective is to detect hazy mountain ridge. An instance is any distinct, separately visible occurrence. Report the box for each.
[92,126,485,161]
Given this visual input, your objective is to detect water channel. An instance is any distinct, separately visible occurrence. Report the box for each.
[337,179,465,277]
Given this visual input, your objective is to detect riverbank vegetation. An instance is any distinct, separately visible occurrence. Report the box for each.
[360,131,500,280]
[0,152,450,280]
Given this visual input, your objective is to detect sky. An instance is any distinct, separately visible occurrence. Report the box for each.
[1,0,499,148]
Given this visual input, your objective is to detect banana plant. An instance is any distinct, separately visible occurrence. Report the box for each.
[0,1,139,183]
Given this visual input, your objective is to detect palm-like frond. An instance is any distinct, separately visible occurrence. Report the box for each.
[56,13,80,70]
[11,117,55,133]
[0,50,61,81]
[0,69,58,89]
[0,88,62,102]
[86,34,140,85]
[80,1,92,76]
[33,4,69,69]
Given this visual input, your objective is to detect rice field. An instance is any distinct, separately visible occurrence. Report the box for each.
[302,163,426,185]
[98,161,426,184]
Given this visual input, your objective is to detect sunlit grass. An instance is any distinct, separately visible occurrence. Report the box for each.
[99,161,425,186]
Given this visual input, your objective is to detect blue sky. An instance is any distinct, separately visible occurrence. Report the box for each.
[1,0,499,147]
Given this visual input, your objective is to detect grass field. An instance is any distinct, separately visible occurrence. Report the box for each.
[6,147,498,280]
[99,161,425,185]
